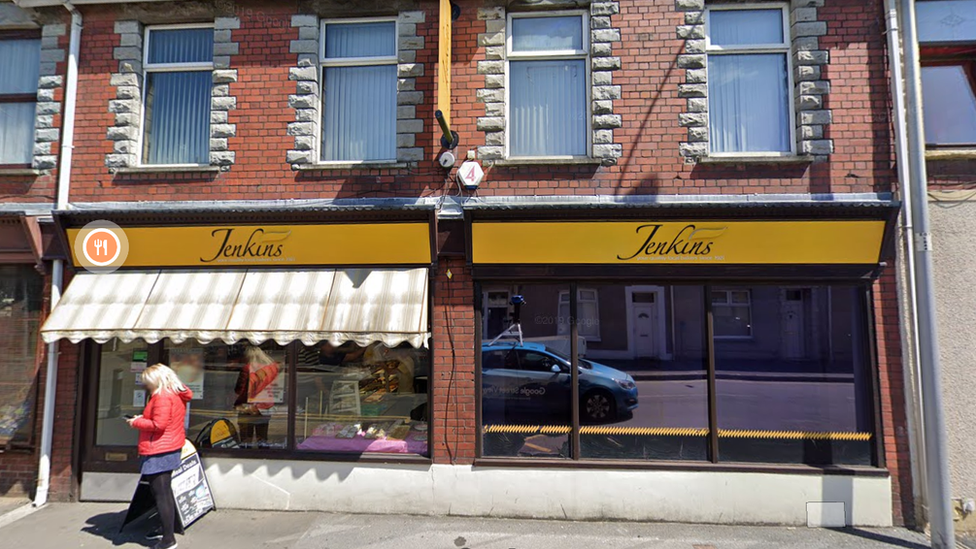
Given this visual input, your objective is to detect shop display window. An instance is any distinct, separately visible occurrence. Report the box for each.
[93,338,429,457]
[481,284,572,458]
[162,340,289,449]
[0,266,44,447]
[295,342,429,455]
[715,285,874,465]
[479,281,877,466]
[579,285,709,461]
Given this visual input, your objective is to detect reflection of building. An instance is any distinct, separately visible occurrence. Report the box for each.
[488,285,860,366]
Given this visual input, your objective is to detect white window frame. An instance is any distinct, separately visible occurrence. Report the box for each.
[319,17,399,165]
[558,288,601,342]
[704,4,796,157]
[711,288,753,340]
[138,23,214,167]
[505,10,591,160]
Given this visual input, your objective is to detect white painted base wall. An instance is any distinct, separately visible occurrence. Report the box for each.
[81,459,893,527]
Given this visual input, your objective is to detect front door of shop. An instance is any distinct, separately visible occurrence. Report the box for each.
[632,291,660,358]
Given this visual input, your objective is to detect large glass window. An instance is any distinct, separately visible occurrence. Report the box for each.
[481,284,571,458]
[706,6,793,154]
[163,340,289,449]
[93,337,429,457]
[295,342,429,455]
[715,286,874,465]
[579,285,708,461]
[94,340,149,446]
[479,282,876,466]
[0,34,40,166]
[917,1,976,146]
[508,14,588,157]
[0,266,43,447]
[142,26,214,165]
[320,20,397,162]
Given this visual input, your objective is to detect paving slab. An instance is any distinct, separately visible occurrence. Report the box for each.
[0,502,937,549]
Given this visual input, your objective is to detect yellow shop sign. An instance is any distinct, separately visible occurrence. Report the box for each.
[67,223,431,267]
[471,220,886,265]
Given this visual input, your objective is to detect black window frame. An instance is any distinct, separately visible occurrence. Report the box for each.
[474,279,884,470]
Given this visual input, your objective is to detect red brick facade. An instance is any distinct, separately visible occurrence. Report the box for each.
[0,0,914,526]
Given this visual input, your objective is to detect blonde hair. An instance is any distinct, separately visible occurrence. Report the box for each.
[244,345,275,366]
[142,363,187,395]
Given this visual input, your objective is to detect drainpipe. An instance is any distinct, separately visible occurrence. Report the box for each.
[899,0,956,545]
[34,2,80,508]
[884,0,928,526]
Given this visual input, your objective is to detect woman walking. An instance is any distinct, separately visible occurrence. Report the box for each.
[127,364,193,549]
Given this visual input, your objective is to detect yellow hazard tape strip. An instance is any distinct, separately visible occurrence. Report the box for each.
[485,425,872,441]
[717,430,872,441]
[483,425,572,435]
[579,426,709,436]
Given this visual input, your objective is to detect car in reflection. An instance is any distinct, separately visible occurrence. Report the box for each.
[481,342,638,425]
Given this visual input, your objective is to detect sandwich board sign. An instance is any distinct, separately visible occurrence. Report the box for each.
[120,440,215,533]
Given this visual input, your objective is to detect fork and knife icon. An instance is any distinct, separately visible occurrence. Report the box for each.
[92,238,108,257]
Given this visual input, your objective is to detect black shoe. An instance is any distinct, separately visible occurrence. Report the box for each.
[152,541,177,549]
[145,527,163,540]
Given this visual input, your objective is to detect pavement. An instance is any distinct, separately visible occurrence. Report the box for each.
[0,501,943,549]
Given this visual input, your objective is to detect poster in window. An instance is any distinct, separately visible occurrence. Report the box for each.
[171,348,204,400]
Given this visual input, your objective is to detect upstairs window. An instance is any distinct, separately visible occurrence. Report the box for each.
[706,6,793,154]
[507,13,588,158]
[917,0,976,146]
[142,25,214,165]
[0,33,40,166]
[320,20,397,162]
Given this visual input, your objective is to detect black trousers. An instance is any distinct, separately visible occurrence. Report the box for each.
[146,471,177,545]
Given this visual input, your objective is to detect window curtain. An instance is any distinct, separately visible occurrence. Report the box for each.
[143,29,213,165]
[512,16,583,52]
[325,22,395,58]
[708,53,791,153]
[0,39,40,165]
[0,104,36,165]
[708,9,784,46]
[144,71,212,165]
[322,65,397,161]
[147,28,214,64]
[510,59,586,157]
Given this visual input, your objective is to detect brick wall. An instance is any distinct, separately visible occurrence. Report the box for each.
[65,0,894,202]
[431,258,476,464]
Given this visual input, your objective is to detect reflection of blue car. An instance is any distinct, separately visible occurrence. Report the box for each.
[481,342,638,424]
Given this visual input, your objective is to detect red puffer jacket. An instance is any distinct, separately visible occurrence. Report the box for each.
[132,387,193,456]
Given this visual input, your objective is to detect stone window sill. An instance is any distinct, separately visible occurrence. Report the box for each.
[0,168,41,176]
[114,165,222,175]
[696,155,814,165]
[294,161,408,171]
[925,148,976,160]
[490,157,603,167]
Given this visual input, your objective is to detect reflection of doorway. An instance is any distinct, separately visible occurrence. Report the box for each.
[782,288,807,359]
[483,289,510,340]
[626,286,668,359]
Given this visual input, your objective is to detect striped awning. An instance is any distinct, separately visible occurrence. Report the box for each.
[40,268,430,348]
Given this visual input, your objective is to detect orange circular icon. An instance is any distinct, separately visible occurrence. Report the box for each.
[83,229,121,266]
